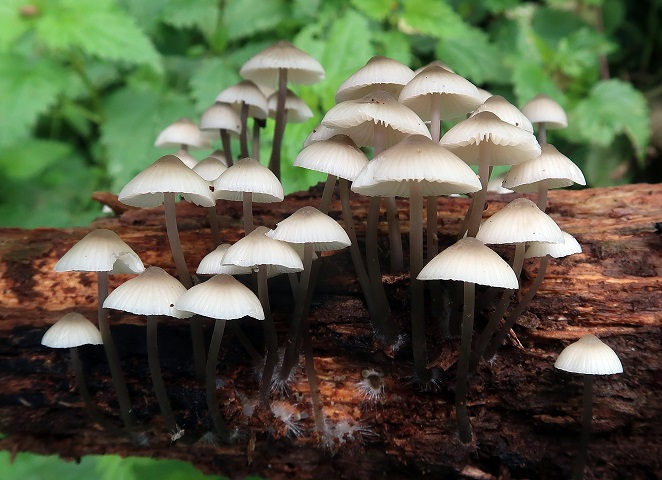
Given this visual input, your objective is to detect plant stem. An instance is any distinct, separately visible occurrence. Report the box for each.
[96,271,134,429]
[146,315,178,435]
[206,319,232,440]
[572,375,594,480]
[164,192,206,382]
[269,68,288,180]
[456,281,476,444]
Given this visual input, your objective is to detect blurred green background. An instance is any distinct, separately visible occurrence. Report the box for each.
[0,0,659,477]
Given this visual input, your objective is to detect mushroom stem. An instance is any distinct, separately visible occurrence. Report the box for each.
[220,129,234,166]
[429,93,442,143]
[239,102,250,158]
[242,191,254,235]
[268,68,288,180]
[258,266,279,406]
[164,192,206,382]
[573,375,594,480]
[205,319,232,440]
[96,271,134,429]
[483,255,550,361]
[207,205,221,248]
[70,347,106,427]
[456,281,476,444]
[228,322,264,366]
[252,118,265,162]
[538,122,547,145]
[146,315,179,435]
[536,182,549,212]
[466,144,489,238]
[426,196,449,337]
[319,174,336,215]
[385,197,404,272]
[301,318,326,434]
[410,180,431,383]
[426,197,438,260]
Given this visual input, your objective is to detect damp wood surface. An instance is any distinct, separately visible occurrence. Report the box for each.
[0,183,660,480]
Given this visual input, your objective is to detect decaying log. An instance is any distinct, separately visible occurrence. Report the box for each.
[0,183,660,479]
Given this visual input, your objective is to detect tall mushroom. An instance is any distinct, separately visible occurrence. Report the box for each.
[199,102,242,167]
[521,94,568,144]
[193,155,228,247]
[155,117,211,168]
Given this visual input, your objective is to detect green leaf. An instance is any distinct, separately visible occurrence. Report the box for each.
[373,30,412,66]
[0,54,71,147]
[511,60,564,106]
[349,0,392,21]
[0,0,33,51]
[189,58,241,113]
[402,0,471,38]
[160,0,220,38]
[0,139,72,180]
[532,7,588,48]
[35,0,162,72]
[568,79,650,161]
[222,0,288,41]
[101,85,195,191]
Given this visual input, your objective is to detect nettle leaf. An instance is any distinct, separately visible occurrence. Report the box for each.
[349,0,392,21]
[35,0,162,72]
[0,54,71,147]
[532,6,588,48]
[160,0,219,38]
[512,60,564,106]
[569,79,650,162]
[436,27,506,85]
[189,58,241,113]
[0,0,32,51]
[0,139,72,180]
[373,30,412,66]
[101,86,195,191]
[222,0,288,41]
[402,0,470,38]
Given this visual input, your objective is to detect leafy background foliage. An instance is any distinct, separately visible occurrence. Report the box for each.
[0,0,658,475]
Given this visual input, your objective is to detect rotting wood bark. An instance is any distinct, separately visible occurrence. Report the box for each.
[0,184,660,480]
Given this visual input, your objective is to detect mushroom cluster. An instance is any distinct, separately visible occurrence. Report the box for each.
[44,43,614,468]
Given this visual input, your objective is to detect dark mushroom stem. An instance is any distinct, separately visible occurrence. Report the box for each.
[242,191,254,235]
[96,271,134,429]
[205,319,233,441]
[384,196,404,272]
[163,192,206,382]
[301,316,326,434]
[269,68,288,180]
[258,265,279,406]
[456,281,476,444]
[207,203,221,248]
[220,129,234,166]
[252,118,265,162]
[318,174,336,215]
[572,375,594,480]
[146,315,179,436]
[466,144,489,238]
[239,102,250,158]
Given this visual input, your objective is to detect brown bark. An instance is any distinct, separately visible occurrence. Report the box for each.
[0,184,660,479]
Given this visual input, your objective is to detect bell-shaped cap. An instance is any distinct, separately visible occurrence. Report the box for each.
[176,274,264,320]
[54,229,144,274]
[155,118,211,149]
[399,65,483,121]
[554,334,623,375]
[192,155,228,183]
[267,206,351,252]
[294,134,368,182]
[471,95,534,133]
[222,226,304,276]
[335,56,415,103]
[418,238,519,289]
[240,40,325,86]
[476,197,564,245]
[213,157,284,203]
[303,124,340,147]
[440,111,541,166]
[267,89,313,123]
[173,148,199,169]
[215,80,269,120]
[200,102,242,134]
[102,266,192,318]
[41,312,103,348]
[322,91,430,148]
[352,134,481,197]
[413,60,455,75]
[525,231,582,259]
[502,144,586,192]
[197,244,253,276]
[118,155,216,208]
[522,94,568,129]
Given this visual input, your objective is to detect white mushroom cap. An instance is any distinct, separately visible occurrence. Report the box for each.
[215,80,269,120]
[521,94,568,129]
[417,237,519,289]
[294,134,368,181]
[303,124,340,147]
[266,206,351,252]
[440,111,541,166]
[173,148,199,169]
[399,65,483,121]
[199,102,242,134]
[222,226,304,276]
[41,312,103,348]
[413,60,455,75]
[213,157,284,203]
[471,95,534,133]
[197,244,253,276]
[239,40,325,86]
[267,89,314,123]
[554,334,623,375]
[176,274,265,320]
[321,91,431,148]
[476,197,564,245]
[525,231,582,259]
[502,144,586,192]
[118,155,216,208]
[155,118,211,149]
[335,56,415,103]
[54,229,145,274]
[351,134,481,197]
[192,156,228,183]
[102,266,192,318]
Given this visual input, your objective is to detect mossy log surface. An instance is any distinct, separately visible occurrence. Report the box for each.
[0,183,660,479]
